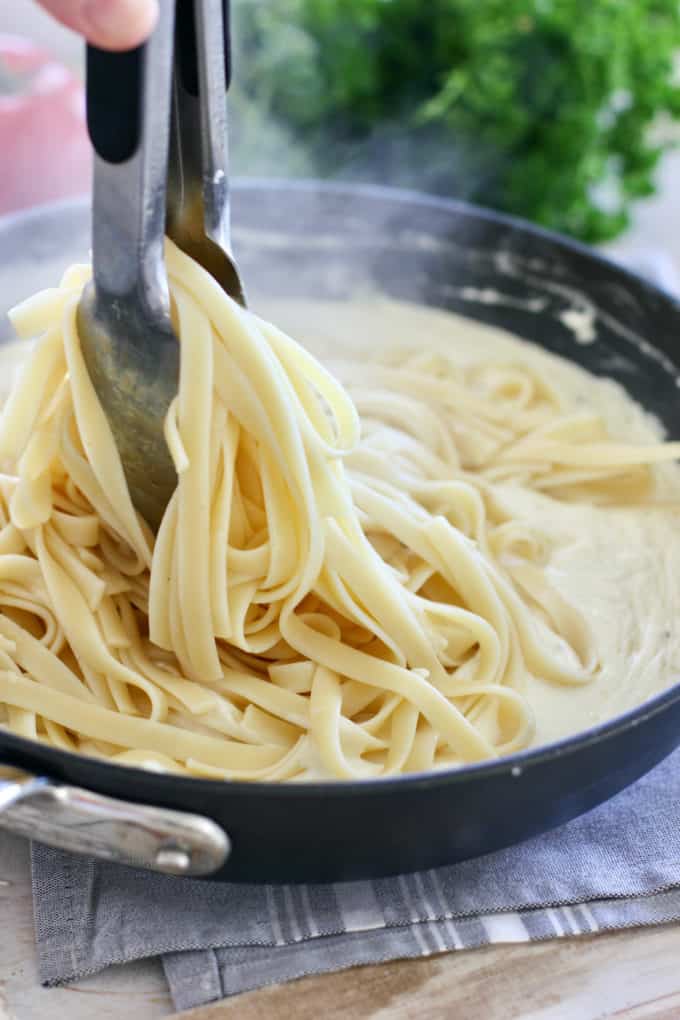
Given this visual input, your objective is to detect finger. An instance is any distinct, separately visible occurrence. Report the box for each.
[38,0,159,51]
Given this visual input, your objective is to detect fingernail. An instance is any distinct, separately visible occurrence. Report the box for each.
[82,0,159,51]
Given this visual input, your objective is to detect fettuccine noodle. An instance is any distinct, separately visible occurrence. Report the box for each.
[0,241,678,780]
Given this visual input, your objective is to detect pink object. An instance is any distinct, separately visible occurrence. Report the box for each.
[0,35,91,215]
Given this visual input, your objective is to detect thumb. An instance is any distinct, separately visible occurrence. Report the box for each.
[37,0,159,51]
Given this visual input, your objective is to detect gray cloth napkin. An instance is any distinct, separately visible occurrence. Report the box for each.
[32,747,680,1012]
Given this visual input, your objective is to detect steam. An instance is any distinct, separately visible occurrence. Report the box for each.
[228,3,489,204]
[229,90,491,204]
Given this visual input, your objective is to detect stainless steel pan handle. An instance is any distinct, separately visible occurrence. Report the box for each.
[0,767,230,876]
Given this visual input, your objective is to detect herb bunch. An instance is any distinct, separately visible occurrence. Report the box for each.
[233,0,680,241]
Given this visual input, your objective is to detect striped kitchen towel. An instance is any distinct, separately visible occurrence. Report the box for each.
[31,745,680,1011]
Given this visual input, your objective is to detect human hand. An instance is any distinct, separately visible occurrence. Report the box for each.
[35,0,158,51]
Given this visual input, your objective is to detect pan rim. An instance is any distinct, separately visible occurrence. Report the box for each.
[1,180,679,799]
[5,180,680,305]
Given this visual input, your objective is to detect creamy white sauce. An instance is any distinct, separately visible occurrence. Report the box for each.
[2,296,680,752]
[261,296,680,749]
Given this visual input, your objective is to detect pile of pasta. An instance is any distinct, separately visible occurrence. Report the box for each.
[0,241,678,780]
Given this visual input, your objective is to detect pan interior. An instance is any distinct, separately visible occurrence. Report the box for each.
[1,185,680,789]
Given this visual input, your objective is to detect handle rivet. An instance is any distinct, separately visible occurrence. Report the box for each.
[155,847,191,873]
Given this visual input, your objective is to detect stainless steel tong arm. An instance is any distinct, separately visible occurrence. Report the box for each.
[167,0,245,303]
[79,0,244,531]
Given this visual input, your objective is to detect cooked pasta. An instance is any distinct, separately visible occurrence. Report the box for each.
[0,241,678,780]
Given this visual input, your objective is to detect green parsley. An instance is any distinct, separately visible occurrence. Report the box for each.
[233,0,680,241]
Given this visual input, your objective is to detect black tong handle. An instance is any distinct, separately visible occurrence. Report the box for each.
[85,0,231,164]
[175,0,232,96]
[86,44,143,164]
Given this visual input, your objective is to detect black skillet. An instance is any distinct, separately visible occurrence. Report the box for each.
[0,181,679,882]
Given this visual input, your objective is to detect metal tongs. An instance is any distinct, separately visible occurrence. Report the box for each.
[77,0,246,533]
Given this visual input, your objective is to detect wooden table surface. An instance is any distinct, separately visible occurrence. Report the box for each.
[3,829,680,1020]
